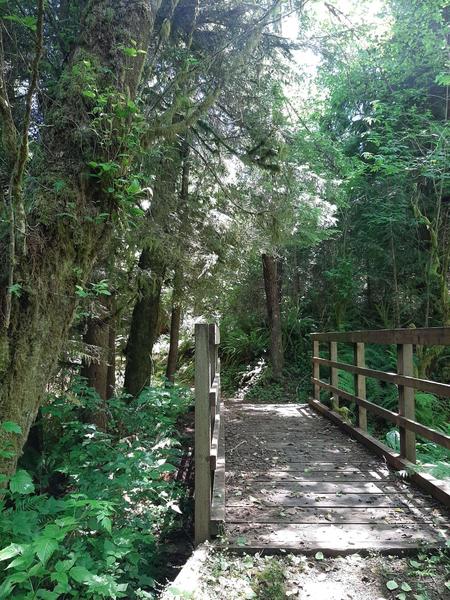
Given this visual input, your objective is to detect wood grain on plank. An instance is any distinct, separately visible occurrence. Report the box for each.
[224,402,449,553]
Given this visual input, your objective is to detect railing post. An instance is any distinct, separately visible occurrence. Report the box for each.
[195,323,211,545]
[397,343,416,463]
[329,341,339,409]
[209,323,219,385]
[209,325,215,385]
[209,324,220,430]
[354,342,367,430]
[313,339,320,400]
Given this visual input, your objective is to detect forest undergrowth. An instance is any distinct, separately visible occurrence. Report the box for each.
[0,382,193,599]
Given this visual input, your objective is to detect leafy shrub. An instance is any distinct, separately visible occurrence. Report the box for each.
[0,383,192,599]
[385,429,400,452]
[220,322,269,367]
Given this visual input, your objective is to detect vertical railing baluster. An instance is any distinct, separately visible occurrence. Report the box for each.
[397,343,416,463]
[313,340,320,401]
[329,341,339,409]
[354,342,367,430]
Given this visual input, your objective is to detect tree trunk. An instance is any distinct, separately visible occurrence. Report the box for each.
[123,249,165,397]
[106,294,116,400]
[262,253,284,380]
[0,0,158,475]
[165,139,190,385]
[165,267,183,384]
[123,143,182,397]
[80,295,111,429]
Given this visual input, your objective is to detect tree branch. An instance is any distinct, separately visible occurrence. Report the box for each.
[9,0,45,253]
[3,0,44,333]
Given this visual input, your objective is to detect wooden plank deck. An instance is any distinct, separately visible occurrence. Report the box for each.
[224,403,449,554]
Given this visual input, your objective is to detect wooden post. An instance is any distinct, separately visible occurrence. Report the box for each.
[209,324,216,385]
[397,343,416,463]
[329,341,339,409]
[354,342,367,430]
[195,323,211,545]
[313,340,320,400]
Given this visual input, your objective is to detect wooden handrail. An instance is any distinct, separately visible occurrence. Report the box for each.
[311,327,450,345]
[312,357,450,398]
[311,327,450,464]
[194,322,224,545]
[311,378,450,449]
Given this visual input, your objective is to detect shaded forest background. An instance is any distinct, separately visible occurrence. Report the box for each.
[0,0,449,598]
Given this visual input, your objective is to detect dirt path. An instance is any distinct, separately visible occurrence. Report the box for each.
[195,547,449,600]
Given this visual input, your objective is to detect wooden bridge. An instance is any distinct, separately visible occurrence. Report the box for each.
[194,324,450,554]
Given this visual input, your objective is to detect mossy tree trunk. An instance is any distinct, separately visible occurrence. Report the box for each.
[0,0,159,475]
[80,294,112,430]
[123,145,181,397]
[124,249,166,397]
[106,294,117,400]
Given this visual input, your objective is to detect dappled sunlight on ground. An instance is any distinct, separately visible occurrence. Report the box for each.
[195,550,449,600]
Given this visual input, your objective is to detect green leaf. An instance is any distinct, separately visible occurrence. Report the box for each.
[396,594,406,600]
[69,565,94,584]
[35,537,58,564]
[42,523,66,542]
[401,582,412,592]
[409,560,421,569]
[436,73,450,86]
[100,516,112,533]
[53,179,66,193]
[54,516,77,529]
[4,14,37,31]
[121,46,138,57]
[0,544,22,562]
[36,590,60,600]
[0,571,28,600]
[315,551,324,560]
[8,283,22,298]
[1,421,22,434]
[54,558,75,573]
[82,90,96,99]
[6,550,34,571]
[75,285,89,298]
[386,580,399,591]
[9,470,34,494]
[54,576,70,592]
[126,179,141,195]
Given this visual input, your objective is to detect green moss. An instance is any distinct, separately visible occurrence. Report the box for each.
[252,558,287,600]
[0,335,9,376]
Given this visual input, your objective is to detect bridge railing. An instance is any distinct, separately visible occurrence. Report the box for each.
[194,322,225,545]
[310,327,450,504]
